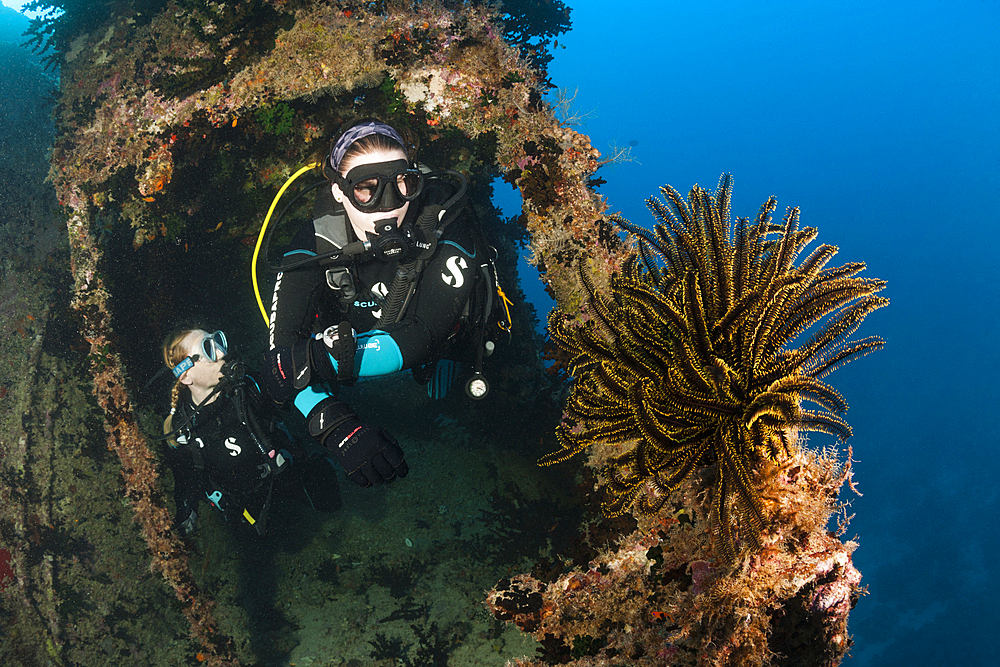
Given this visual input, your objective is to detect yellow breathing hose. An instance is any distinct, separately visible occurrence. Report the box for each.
[252,162,321,327]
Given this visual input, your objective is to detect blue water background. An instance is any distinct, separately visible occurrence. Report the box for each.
[500,1,999,664]
[4,0,999,664]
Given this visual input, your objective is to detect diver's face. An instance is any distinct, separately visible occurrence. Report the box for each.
[332,147,412,239]
[177,329,225,394]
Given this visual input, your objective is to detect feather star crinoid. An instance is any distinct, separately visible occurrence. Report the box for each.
[542,174,887,562]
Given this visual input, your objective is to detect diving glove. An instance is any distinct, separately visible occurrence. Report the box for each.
[263,323,355,404]
[262,346,297,405]
[306,398,408,488]
[262,339,332,404]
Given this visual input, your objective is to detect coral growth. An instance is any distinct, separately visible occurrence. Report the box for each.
[488,176,883,665]
[28,0,604,663]
[543,175,886,561]
[488,444,865,667]
[41,0,614,307]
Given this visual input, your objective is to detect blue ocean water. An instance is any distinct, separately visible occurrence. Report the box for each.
[522,1,999,665]
[4,0,998,664]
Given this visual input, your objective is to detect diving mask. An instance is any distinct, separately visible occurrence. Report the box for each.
[171,331,229,378]
[333,159,423,213]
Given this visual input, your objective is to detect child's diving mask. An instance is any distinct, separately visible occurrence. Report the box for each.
[171,330,229,378]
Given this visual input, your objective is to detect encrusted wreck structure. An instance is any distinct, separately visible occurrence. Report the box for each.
[487,177,882,666]
[0,1,880,665]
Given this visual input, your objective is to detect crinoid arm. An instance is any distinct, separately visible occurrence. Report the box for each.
[542,174,886,562]
[805,335,886,379]
[539,423,594,466]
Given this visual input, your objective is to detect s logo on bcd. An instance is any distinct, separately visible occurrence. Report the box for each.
[370,282,388,319]
[442,255,468,288]
[225,437,241,457]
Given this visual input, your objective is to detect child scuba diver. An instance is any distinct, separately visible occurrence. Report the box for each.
[161,327,341,537]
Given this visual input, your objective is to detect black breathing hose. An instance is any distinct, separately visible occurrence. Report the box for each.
[378,261,417,326]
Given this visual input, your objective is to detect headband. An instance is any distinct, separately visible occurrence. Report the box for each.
[329,121,406,171]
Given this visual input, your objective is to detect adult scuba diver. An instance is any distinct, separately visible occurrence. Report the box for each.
[161,327,341,537]
[261,118,509,489]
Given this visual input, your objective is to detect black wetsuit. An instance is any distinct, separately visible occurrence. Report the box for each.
[269,177,485,413]
[164,374,341,535]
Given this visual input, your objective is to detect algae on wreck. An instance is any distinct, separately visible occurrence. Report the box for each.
[5,1,875,666]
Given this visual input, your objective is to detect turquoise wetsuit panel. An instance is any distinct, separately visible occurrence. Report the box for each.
[294,385,332,417]
[295,331,404,417]
[353,330,404,375]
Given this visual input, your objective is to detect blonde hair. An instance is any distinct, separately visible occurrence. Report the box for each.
[162,325,203,446]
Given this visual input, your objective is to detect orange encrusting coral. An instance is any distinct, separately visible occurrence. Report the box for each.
[490,176,882,666]
[488,443,864,667]
[44,3,875,666]
[50,2,618,662]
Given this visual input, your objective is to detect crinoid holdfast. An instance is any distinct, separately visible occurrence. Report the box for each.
[543,174,886,561]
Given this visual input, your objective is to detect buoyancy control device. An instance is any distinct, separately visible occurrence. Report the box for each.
[252,164,512,398]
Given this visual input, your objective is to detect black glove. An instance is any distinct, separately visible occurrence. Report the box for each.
[307,398,408,487]
[263,328,355,405]
[262,338,335,405]
[262,346,297,404]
